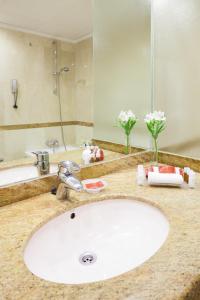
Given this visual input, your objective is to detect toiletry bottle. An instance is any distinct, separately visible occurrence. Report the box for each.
[188,170,196,188]
[82,146,91,165]
[137,165,146,186]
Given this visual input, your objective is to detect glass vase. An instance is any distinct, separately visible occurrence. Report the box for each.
[153,137,158,164]
[125,134,131,155]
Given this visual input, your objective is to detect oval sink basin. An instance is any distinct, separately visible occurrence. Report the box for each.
[24,199,169,284]
[0,164,58,187]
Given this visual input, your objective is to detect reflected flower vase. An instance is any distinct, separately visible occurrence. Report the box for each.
[125,134,131,155]
[153,137,158,164]
[117,110,137,156]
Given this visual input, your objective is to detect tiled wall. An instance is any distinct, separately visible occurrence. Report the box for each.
[0,28,75,125]
[0,28,93,161]
[0,126,76,161]
[74,38,93,145]
[74,38,93,123]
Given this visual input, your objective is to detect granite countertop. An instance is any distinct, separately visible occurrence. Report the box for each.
[0,167,200,300]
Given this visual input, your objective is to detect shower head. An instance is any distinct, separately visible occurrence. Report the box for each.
[60,66,70,73]
[52,66,70,76]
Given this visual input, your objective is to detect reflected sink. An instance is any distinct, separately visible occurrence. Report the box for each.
[0,164,58,187]
[24,199,169,284]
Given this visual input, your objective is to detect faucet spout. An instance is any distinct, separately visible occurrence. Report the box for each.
[32,151,50,176]
[59,173,83,192]
[56,161,83,200]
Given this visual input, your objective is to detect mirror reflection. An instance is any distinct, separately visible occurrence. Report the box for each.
[0,0,151,186]
[0,27,123,173]
[1,0,199,186]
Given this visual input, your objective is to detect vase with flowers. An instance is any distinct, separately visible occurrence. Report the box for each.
[144,111,166,163]
[118,110,137,155]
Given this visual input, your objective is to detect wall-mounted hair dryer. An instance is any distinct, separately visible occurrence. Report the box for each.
[11,79,18,109]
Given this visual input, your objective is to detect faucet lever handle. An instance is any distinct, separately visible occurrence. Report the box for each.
[58,160,81,175]
[32,151,41,165]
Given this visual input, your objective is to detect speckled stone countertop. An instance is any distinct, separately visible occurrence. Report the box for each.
[0,167,200,300]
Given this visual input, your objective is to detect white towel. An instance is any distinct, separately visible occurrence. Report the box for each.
[148,172,183,187]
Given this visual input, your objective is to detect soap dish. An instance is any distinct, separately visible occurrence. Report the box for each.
[82,178,107,193]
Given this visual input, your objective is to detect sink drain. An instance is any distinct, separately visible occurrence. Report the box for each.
[79,252,97,265]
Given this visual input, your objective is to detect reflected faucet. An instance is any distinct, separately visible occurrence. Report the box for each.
[33,151,50,176]
[46,139,59,153]
[56,161,83,200]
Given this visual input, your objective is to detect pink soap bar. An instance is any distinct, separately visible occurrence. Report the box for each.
[85,181,104,189]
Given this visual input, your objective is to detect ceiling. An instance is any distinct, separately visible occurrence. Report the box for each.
[0,0,92,42]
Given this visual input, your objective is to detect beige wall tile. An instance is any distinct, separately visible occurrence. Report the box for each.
[0,27,93,161]
[74,38,93,123]
[0,125,76,161]
[0,28,76,125]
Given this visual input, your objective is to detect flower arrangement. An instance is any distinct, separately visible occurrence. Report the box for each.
[118,110,137,154]
[144,111,166,163]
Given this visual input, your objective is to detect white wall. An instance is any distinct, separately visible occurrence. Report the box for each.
[0,126,76,161]
[153,0,200,155]
[93,0,151,148]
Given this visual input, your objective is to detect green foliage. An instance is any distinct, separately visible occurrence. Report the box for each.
[146,120,165,140]
[118,118,137,136]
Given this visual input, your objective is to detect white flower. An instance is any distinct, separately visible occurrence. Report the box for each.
[144,111,166,123]
[118,111,127,122]
[118,110,136,123]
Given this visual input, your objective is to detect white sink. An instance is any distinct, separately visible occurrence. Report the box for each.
[24,199,169,284]
[0,164,58,187]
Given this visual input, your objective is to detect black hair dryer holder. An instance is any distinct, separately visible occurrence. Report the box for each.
[11,79,18,109]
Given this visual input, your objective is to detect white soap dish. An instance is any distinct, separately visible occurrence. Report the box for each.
[82,178,107,193]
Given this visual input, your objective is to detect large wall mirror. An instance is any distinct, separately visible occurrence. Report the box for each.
[0,0,151,181]
[0,0,199,186]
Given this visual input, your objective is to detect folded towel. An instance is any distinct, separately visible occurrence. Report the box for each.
[148,172,184,187]
[145,165,184,177]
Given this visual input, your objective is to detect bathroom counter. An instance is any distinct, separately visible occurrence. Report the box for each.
[0,167,200,300]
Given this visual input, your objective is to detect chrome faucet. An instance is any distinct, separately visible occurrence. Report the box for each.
[46,139,59,153]
[56,161,83,200]
[33,151,50,176]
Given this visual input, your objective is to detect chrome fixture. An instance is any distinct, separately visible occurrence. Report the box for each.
[33,151,50,176]
[46,139,59,153]
[79,252,97,266]
[52,40,70,151]
[56,160,83,200]
[11,79,18,109]
[60,66,70,73]
[52,40,70,95]
[52,66,70,76]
